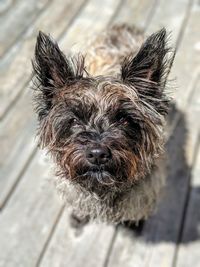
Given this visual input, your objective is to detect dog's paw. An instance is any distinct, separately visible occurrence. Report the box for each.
[70,213,90,229]
[120,219,145,233]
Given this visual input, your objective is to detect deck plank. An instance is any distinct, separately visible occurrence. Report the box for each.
[0,0,51,57]
[107,0,195,266]
[185,75,200,166]
[112,0,157,29]
[173,0,200,111]
[0,0,13,14]
[0,90,36,208]
[59,0,123,53]
[0,152,63,267]
[0,0,87,119]
[39,212,115,267]
[175,75,200,267]
[145,0,191,39]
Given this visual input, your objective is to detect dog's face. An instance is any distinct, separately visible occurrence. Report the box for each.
[32,29,174,196]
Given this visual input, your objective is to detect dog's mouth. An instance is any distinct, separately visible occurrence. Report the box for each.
[66,155,131,195]
[82,169,116,185]
[68,163,131,196]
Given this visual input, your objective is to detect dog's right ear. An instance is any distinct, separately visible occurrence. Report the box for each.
[33,31,76,89]
[32,31,85,118]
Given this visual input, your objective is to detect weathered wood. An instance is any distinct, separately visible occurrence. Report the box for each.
[0,151,63,267]
[185,74,200,166]
[0,89,36,208]
[39,211,115,267]
[0,0,51,57]
[0,0,13,14]
[112,0,157,29]
[146,0,191,41]
[107,0,195,266]
[0,90,34,164]
[176,152,200,267]
[59,0,122,53]
[172,0,200,110]
[0,0,87,119]
[175,76,200,267]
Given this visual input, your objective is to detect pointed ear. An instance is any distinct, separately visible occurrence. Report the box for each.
[32,31,85,118]
[32,31,76,89]
[121,28,175,89]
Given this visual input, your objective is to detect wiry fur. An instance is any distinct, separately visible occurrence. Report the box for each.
[32,24,175,223]
[55,159,166,223]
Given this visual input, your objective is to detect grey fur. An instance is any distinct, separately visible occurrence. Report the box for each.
[55,158,166,223]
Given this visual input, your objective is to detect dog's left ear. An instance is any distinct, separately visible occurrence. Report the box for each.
[121,28,175,92]
[32,31,85,119]
[33,31,79,89]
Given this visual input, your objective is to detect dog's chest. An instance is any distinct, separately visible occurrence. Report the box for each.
[56,162,165,223]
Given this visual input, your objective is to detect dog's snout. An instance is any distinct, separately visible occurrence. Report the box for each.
[86,146,111,165]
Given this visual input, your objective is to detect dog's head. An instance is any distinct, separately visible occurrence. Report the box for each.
[32,29,174,196]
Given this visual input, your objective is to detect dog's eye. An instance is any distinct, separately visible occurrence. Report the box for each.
[113,111,129,126]
[69,118,80,126]
[118,117,128,125]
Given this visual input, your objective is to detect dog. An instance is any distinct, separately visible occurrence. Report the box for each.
[32,24,175,224]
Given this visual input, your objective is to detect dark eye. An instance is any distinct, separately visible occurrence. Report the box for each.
[115,112,129,125]
[69,117,80,126]
[118,116,128,125]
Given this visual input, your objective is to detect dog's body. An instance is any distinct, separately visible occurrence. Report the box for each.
[85,25,143,76]
[32,24,174,224]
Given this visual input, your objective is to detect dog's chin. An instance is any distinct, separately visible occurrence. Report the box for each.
[83,170,116,185]
[72,167,118,195]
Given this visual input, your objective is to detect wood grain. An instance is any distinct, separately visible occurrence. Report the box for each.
[0,151,63,267]
[0,90,36,208]
[0,0,87,119]
[0,0,51,57]
[112,0,157,29]
[175,76,200,267]
[59,0,122,53]
[39,211,115,267]
[173,0,200,110]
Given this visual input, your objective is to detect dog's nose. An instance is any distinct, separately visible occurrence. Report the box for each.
[86,146,111,165]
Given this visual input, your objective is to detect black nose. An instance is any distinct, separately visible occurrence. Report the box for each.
[86,146,111,165]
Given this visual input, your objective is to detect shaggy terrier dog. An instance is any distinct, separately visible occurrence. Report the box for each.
[32,24,175,224]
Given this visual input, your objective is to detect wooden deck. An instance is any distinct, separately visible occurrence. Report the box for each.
[0,0,200,266]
